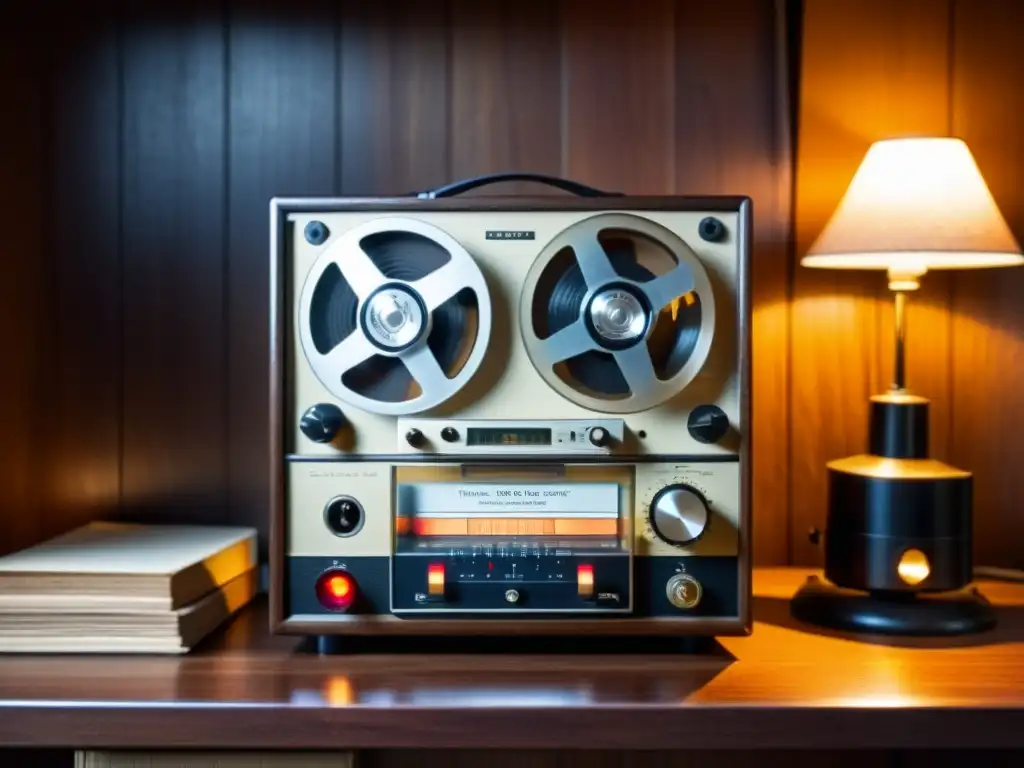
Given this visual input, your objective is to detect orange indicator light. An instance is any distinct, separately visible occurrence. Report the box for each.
[577,564,595,597]
[327,575,351,599]
[427,563,446,596]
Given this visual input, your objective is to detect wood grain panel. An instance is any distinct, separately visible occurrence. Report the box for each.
[675,0,792,564]
[42,3,122,541]
[0,0,795,566]
[365,750,884,768]
[900,750,1024,768]
[340,0,450,195]
[0,5,45,555]
[227,0,338,548]
[561,0,676,193]
[5,750,68,768]
[449,0,562,190]
[950,0,1024,569]
[792,0,952,564]
[121,2,228,523]
[78,753,352,767]
[7,571,1024,750]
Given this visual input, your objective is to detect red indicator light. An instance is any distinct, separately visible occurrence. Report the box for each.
[577,564,595,597]
[327,575,351,599]
[488,561,494,571]
[316,569,357,611]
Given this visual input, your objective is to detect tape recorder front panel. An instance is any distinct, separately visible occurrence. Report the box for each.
[288,209,740,457]
[270,195,751,637]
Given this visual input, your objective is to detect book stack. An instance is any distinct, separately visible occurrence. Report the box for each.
[0,522,258,653]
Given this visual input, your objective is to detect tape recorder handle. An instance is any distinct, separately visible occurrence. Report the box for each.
[415,173,623,199]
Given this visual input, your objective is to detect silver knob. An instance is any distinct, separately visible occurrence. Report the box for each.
[505,589,520,604]
[649,484,709,546]
[666,573,703,609]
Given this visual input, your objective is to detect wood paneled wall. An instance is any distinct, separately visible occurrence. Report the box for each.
[4,0,1023,569]
[794,0,1024,569]
[0,0,793,562]
[793,0,955,565]
[950,0,1024,570]
[0,6,47,556]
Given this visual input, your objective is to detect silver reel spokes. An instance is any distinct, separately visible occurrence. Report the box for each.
[521,213,716,413]
[571,226,696,309]
[298,217,491,416]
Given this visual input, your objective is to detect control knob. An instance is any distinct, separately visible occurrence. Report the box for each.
[405,428,426,448]
[588,427,612,448]
[324,496,364,537]
[649,484,709,546]
[440,426,459,443]
[299,403,346,444]
[687,404,730,444]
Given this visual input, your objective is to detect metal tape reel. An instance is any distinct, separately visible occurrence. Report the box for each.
[298,217,492,416]
[519,213,716,413]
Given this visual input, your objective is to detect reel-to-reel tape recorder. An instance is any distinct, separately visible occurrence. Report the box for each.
[270,174,751,642]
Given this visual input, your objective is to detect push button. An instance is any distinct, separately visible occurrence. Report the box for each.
[315,569,357,612]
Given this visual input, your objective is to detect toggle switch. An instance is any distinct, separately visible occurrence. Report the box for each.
[666,572,702,610]
[427,563,446,597]
[577,564,595,598]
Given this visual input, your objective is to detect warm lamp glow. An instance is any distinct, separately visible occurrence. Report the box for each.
[897,548,931,586]
[803,137,1023,287]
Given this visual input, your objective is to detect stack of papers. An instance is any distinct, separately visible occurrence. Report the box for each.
[0,522,258,653]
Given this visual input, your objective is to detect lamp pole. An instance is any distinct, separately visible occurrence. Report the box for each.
[887,268,922,392]
[893,290,907,392]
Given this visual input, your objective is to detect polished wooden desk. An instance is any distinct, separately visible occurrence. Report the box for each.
[1,568,1023,751]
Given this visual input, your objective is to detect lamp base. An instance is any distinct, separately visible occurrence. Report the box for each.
[790,575,997,636]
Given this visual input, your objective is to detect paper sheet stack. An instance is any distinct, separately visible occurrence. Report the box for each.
[0,522,259,653]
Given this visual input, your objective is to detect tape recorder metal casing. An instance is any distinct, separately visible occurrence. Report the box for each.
[270,188,751,637]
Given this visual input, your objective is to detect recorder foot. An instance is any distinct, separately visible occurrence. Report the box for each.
[677,636,716,654]
[312,635,348,655]
[301,634,722,655]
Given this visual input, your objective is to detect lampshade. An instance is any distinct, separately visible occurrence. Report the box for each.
[802,137,1024,282]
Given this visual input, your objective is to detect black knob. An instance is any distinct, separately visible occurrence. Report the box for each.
[324,496,364,537]
[440,426,459,443]
[698,217,726,242]
[304,220,329,245]
[299,403,346,444]
[589,427,611,447]
[405,428,426,448]
[687,405,730,444]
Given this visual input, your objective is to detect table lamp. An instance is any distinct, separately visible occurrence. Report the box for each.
[790,137,1024,636]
